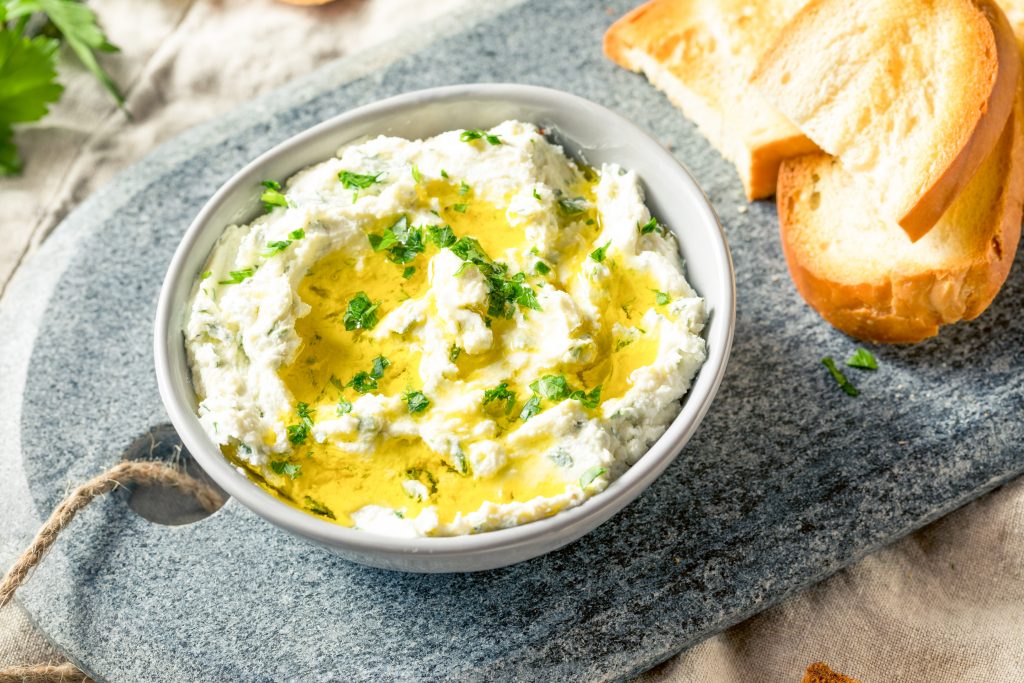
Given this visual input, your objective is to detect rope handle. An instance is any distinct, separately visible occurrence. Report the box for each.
[0,461,226,682]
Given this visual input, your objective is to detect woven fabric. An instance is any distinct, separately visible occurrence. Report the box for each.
[2,1,1022,680]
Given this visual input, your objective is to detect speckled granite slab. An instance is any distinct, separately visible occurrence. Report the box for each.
[2,1,1023,681]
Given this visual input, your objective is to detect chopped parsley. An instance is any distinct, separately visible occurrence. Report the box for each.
[440,169,449,178]
[403,390,431,414]
[286,402,315,445]
[557,197,587,216]
[303,496,335,519]
[411,164,422,183]
[638,217,665,235]
[822,357,859,397]
[405,467,439,496]
[459,180,471,196]
[590,241,612,263]
[519,395,542,422]
[270,460,301,479]
[535,261,551,275]
[529,375,601,409]
[336,398,353,415]
[338,170,381,189]
[402,266,416,279]
[199,270,212,280]
[368,215,425,264]
[448,237,542,318]
[343,292,380,331]
[260,180,288,213]
[262,229,305,257]
[427,225,457,248]
[370,355,390,379]
[846,348,878,370]
[348,371,378,394]
[654,290,671,306]
[533,187,542,201]
[460,129,502,145]
[579,466,607,489]
[449,450,469,475]
[449,344,462,363]
[452,203,469,213]
[218,268,254,285]
[482,382,517,414]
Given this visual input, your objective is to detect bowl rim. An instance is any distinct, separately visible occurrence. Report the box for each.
[153,83,735,562]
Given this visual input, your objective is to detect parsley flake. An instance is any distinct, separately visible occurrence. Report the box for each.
[368,215,425,264]
[286,402,315,445]
[460,129,502,145]
[822,357,859,397]
[579,466,607,489]
[638,217,665,235]
[654,290,671,306]
[449,344,462,363]
[338,170,381,189]
[403,390,431,414]
[452,203,469,213]
[348,371,378,394]
[535,261,551,275]
[343,291,380,331]
[270,460,301,479]
[260,180,288,213]
[557,197,587,216]
[519,395,542,421]
[427,225,457,248]
[370,355,390,380]
[336,398,353,416]
[304,496,335,519]
[402,266,416,279]
[218,268,254,285]
[482,382,517,414]
[846,348,878,370]
[590,241,612,263]
[411,164,422,183]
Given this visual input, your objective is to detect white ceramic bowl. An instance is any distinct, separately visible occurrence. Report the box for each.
[154,84,735,573]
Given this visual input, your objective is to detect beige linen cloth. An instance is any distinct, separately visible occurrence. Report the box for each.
[2,2,1023,681]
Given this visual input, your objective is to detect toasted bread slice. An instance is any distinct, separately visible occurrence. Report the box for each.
[604,0,818,200]
[777,80,1024,343]
[802,662,861,683]
[754,0,1020,242]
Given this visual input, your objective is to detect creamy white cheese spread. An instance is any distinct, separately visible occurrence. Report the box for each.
[185,120,706,536]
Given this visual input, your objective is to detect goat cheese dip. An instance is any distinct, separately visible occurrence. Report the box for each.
[185,121,707,537]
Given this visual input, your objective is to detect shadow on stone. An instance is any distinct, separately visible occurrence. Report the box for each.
[123,423,228,525]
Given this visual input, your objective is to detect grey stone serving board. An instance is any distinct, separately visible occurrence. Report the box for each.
[2,0,1022,680]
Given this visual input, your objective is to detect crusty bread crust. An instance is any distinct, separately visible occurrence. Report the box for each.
[802,662,861,683]
[777,81,1024,343]
[603,0,817,200]
[755,0,1020,242]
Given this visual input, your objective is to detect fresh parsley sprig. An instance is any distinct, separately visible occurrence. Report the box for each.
[460,129,502,145]
[1,0,124,175]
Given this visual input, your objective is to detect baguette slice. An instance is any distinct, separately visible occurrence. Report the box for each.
[754,0,1020,242]
[603,0,818,200]
[802,663,861,683]
[777,81,1024,344]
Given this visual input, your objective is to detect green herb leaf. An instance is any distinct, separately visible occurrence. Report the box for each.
[0,18,63,175]
[402,266,416,279]
[347,371,377,394]
[338,170,381,189]
[822,357,859,397]
[259,180,288,213]
[532,187,542,201]
[303,495,335,519]
[482,382,517,414]
[403,390,430,414]
[286,402,314,445]
[519,395,542,421]
[638,217,665,235]
[199,270,212,281]
[846,348,878,370]
[654,290,670,306]
[448,237,541,318]
[263,240,291,256]
[426,225,457,248]
[590,241,612,263]
[370,355,390,380]
[535,261,551,275]
[460,129,502,145]
[270,460,301,479]
[343,291,380,331]
[411,164,422,183]
[531,375,571,402]
[218,268,254,285]
[557,197,587,216]
[579,466,607,489]
[336,398,353,415]
[288,228,305,240]
[440,169,449,178]
[9,0,124,107]
[368,215,424,264]
[449,344,462,363]
[452,203,469,213]
[570,385,602,409]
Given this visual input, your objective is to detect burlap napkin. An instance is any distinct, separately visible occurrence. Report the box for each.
[2,2,1021,681]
